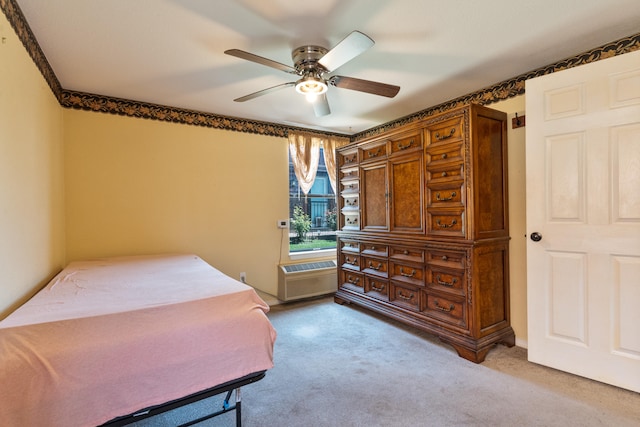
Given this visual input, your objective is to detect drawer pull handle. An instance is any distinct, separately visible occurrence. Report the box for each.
[436,219,457,228]
[346,217,358,225]
[368,148,382,158]
[345,257,357,266]
[368,261,383,271]
[436,191,456,201]
[397,139,415,150]
[400,267,416,278]
[434,299,455,312]
[441,171,448,177]
[436,275,458,287]
[441,153,448,159]
[344,155,356,163]
[435,128,456,141]
[398,291,414,301]
[370,246,376,250]
[403,250,409,255]
[442,255,448,261]
[347,276,360,285]
[371,282,385,292]
[345,199,357,206]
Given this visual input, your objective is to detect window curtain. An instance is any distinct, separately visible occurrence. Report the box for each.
[289,131,351,195]
[288,132,322,195]
[322,135,351,194]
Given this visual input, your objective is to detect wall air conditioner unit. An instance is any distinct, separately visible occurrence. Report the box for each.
[277,260,337,302]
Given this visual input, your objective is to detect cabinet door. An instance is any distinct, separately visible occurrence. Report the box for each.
[389,153,424,233]
[361,162,388,231]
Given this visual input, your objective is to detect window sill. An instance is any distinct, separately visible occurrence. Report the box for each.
[288,248,336,261]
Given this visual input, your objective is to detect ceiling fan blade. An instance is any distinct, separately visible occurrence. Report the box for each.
[225,49,299,75]
[329,75,400,98]
[233,82,296,102]
[312,93,331,117]
[318,31,374,72]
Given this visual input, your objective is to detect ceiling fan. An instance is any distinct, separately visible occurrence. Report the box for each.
[224,31,400,117]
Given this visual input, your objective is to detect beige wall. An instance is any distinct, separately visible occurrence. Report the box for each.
[0,13,66,318]
[63,110,291,296]
[490,96,528,346]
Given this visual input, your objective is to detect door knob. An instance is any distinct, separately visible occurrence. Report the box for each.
[530,232,542,242]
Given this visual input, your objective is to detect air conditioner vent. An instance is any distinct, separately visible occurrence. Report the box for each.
[282,260,336,273]
[278,260,337,301]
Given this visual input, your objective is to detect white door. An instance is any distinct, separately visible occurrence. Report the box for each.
[526,50,640,393]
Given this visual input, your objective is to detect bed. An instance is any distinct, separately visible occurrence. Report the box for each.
[0,254,276,426]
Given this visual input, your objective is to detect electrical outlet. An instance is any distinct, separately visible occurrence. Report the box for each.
[240,272,246,283]
[277,219,289,228]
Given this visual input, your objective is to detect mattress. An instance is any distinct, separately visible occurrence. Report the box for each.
[0,254,276,426]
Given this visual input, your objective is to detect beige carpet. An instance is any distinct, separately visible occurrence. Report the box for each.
[134,296,640,426]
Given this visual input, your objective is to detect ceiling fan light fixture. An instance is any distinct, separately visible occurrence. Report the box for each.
[295,76,328,99]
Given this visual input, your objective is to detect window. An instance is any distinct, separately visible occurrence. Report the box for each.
[289,146,337,252]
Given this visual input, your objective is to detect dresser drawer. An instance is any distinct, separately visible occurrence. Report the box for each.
[427,266,465,296]
[343,214,360,230]
[422,291,467,328]
[340,253,360,271]
[427,209,465,237]
[427,249,467,269]
[340,239,360,253]
[427,182,464,207]
[390,261,425,287]
[362,243,388,257]
[340,180,359,195]
[360,142,387,162]
[340,166,358,181]
[342,195,359,210]
[390,246,425,263]
[339,270,364,292]
[425,141,464,166]
[365,277,389,301]
[426,162,464,185]
[339,148,358,167]
[425,115,464,146]
[362,256,388,278]
[390,283,420,312]
[389,132,422,155]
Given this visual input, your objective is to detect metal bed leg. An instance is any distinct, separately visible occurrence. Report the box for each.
[177,387,242,427]
[235,388,242,427]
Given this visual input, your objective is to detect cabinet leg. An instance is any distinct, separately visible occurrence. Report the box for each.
[334,295,349,305]
[449,343,491,364]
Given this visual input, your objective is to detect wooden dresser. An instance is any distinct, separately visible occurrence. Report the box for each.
[335,104,515,363]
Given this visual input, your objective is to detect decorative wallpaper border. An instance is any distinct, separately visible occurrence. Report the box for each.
[59,91,296,138]
[3,0,638,140]
[353,32,640,141]
[1,0,62,99]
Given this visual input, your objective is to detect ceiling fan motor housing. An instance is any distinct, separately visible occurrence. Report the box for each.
[292,45,329,75]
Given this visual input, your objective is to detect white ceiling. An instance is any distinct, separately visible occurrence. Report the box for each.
[14,0,640,135]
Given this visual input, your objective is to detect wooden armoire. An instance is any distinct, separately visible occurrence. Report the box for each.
[335,103,515,363]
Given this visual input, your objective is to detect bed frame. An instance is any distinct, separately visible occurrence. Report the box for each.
[0,254,276,427]
[101,371,266,427]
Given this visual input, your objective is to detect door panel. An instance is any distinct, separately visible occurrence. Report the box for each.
[361,163,388,230]
[390,154,424,233]
[526,50,640,393]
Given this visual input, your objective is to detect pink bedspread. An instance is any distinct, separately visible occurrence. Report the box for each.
[0,254,276,427]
